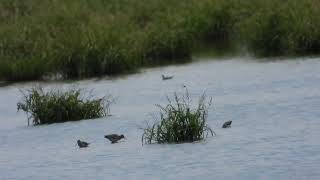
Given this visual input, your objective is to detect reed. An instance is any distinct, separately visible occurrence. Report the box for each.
[17,87,111,125]
[1,0,320,81]
[142,91,215,144]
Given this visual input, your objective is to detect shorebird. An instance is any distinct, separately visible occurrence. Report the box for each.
[162,75,173,80]
[222,121,232,128]
[77,140,90,148]
[104,134,125,144]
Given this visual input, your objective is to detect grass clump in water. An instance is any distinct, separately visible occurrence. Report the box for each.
[17,87,111,125]
[142,91,215,144]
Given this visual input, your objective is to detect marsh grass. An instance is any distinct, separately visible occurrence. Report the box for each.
[1,0,320,81]
[142,91,215,145]
[17,87,111,125]
[237,0,320,56]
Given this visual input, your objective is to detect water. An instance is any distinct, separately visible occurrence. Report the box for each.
[0,57,320,180]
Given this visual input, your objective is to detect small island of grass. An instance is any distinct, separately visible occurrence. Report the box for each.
[142,91,215,144]
[17,87,111,125]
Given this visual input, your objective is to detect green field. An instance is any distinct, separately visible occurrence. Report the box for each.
[1,0,319,81]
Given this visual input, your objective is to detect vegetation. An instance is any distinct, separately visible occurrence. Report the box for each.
[17,87,111,125]
[1,0,320,81]
[142,91,215,144]
[237,0,320,56]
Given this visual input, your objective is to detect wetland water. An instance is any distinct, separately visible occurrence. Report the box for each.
[0,57,320,179]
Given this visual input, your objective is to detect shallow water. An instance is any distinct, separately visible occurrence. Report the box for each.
[0,57,320,180]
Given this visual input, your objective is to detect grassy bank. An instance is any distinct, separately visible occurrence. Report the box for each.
[0,0,320,81]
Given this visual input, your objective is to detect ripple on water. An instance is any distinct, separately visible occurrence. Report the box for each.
[0,57,320,179]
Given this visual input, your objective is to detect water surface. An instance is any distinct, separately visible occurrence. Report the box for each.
[0,57,320,180]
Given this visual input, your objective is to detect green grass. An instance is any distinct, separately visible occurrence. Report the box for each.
[237,0,320,56]
[1,0,320,81]
[142,91,215,144]
[17,87,111,125]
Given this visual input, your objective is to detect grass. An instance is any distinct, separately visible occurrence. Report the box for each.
[1,0,320,81]
[142,91,215,144]
[237,0,320,56]
[17,87,111,125]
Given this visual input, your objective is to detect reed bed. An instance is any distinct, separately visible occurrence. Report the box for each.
[1,0,319,81]
[17,87,111,125]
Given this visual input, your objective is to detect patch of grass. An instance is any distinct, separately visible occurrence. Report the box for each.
[142,91,215,144]
[17,87,111,125]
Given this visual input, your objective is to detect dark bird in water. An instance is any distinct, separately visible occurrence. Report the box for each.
[222,121,232,128]
[77,140,90,148]
[162,75,173,80]
[104,134,125,143]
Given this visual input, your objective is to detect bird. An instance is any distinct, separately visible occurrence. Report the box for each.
[104,134,125,144]
[162,75,173,80]
[222,121,232,128]
[77,140,90,148]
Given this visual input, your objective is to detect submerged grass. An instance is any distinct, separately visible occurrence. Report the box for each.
[142,91,215,144]
[1,0,320,81]
[17,87,111,125]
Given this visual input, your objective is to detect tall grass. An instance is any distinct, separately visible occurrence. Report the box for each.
[1,0,320,81]
[142,91,215,144]
[17,87,111,125]
[237,0,320,56]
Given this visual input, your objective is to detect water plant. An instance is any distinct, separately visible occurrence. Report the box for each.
[17,87,111,125]
[142,91,215,144]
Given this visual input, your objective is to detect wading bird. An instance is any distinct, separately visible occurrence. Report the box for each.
[162,75,173,80]
[104,134,125,144]
[77,140,90,148]
[222,121,232,128]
